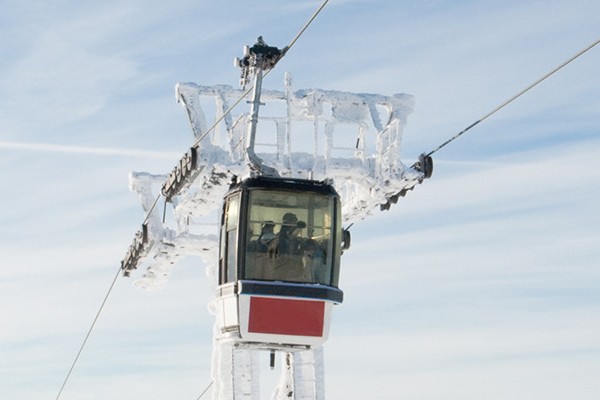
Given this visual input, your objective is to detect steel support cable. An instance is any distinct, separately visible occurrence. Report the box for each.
[195,380,214,400]
[282,0,330,56]
[54,266,122,400]
[141,0,332,222]
[425,37,600,158]
[192,0,330,148]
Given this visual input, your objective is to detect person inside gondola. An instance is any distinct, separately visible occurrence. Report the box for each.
[252,220,275,252]
[268,212,306,256]
[267,212,307,281]
[302,239,325,283]
[246,221,276,279]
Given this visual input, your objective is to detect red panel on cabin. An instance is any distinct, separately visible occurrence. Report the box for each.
[248,297,325,337]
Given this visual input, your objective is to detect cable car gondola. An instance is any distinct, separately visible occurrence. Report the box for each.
[215,176,346,350]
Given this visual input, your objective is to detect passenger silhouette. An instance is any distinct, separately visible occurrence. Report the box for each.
[269,212,306,257]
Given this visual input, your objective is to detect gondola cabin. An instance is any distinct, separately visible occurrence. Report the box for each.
[215,176,345,350]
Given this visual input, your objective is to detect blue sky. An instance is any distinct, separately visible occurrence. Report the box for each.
[1,1,599,399]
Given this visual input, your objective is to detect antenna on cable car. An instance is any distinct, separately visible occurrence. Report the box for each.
[235,37,283,177]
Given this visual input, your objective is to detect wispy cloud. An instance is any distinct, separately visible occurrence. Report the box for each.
[0,141,180,159]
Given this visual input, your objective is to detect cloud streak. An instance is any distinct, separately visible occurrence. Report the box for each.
[0,141,180,159]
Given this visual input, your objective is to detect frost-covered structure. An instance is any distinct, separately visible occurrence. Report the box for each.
[126,72,425,399]
[130,73,422,287]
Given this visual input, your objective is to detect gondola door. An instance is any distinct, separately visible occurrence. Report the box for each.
[216,192,241,336]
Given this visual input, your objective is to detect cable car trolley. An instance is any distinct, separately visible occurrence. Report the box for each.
[118,32,433,399]
[216,176,344,350]
[120,37,426,354]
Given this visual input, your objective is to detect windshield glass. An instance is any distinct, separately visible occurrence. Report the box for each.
[244,189,335,285]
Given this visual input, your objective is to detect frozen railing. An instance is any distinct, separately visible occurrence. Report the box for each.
[174,73,423,222]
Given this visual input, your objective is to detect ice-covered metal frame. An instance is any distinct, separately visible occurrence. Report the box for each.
[127,74,426,289]
[174,74,424,221]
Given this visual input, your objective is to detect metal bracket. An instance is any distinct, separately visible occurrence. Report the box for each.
[235,36,284,89]
[120,223,150,276]
[161,147,199,201]
[415,153,434,180]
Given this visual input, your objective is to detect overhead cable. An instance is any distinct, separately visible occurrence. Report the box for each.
[195,380,214,400]
[192,0,331,148]
[141,0,332,222]
[54,266,122,400]
[426,37,600,157]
